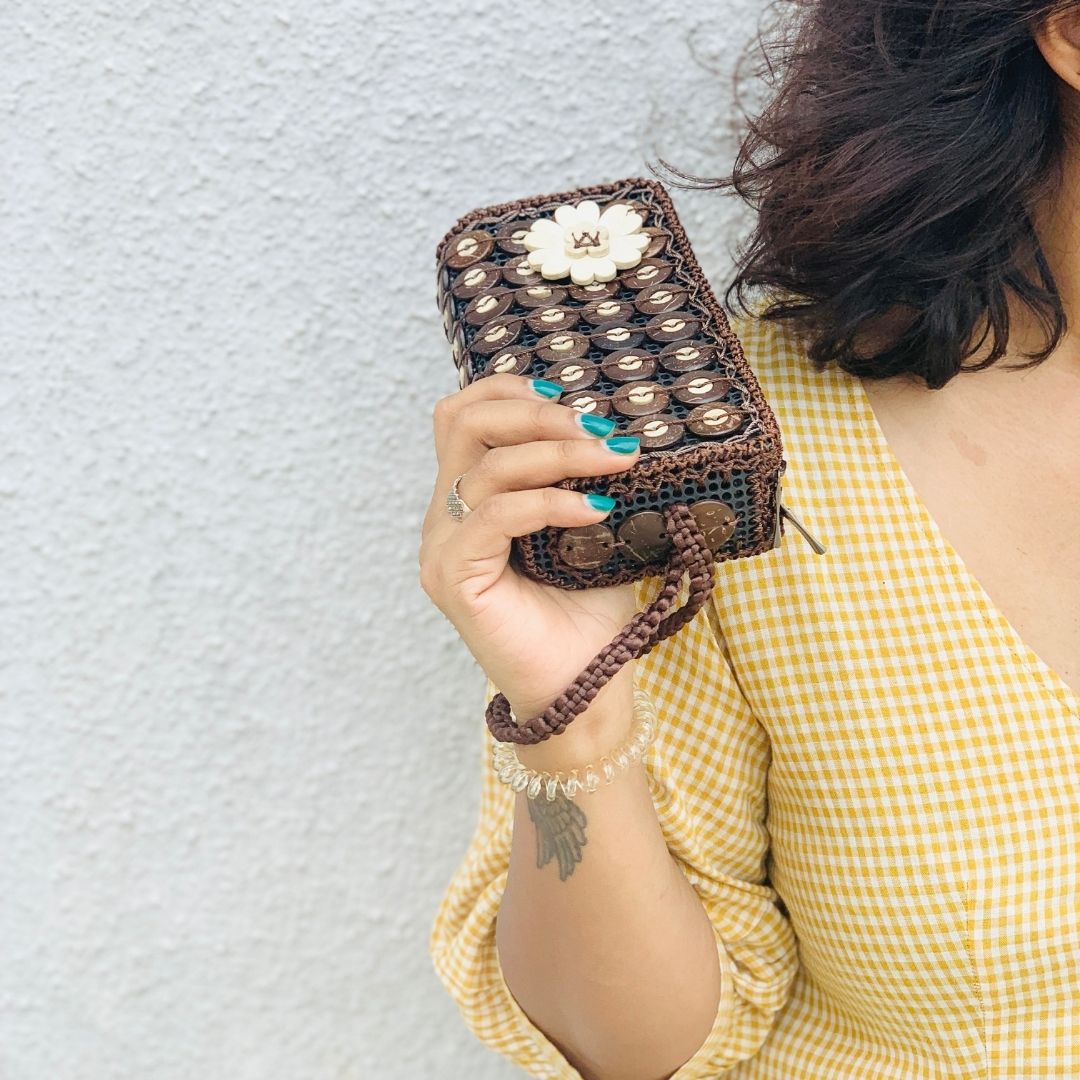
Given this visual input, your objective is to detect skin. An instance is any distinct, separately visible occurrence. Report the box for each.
[855,11,1080,700]
[420,380,724,1080]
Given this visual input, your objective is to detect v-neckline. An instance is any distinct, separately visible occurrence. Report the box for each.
[846,368,1080,717]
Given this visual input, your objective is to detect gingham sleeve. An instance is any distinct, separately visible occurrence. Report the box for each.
[428,574,800,1079]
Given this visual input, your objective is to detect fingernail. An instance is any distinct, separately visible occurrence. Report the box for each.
[530,378,563,399]
[576,413,617,437]
[583,492,617,513]
[603,436,640,454]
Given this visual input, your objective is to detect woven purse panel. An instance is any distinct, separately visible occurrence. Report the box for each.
[435,178,784,590]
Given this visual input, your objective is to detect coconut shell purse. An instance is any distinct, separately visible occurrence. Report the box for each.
[435,177,825,745]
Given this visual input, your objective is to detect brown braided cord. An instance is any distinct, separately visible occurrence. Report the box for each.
[485,502,717,745]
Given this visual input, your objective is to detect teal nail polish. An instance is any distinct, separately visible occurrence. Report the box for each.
[584,492,617,513]
[530,378,563,399]
[576,413,617,437]
[603,436,640,454]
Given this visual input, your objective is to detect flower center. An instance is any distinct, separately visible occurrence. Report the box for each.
[565,224,610,258]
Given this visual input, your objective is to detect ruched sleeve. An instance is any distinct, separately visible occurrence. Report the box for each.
[428,573,800,1078]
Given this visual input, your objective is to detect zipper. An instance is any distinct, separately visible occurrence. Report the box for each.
[772,459,827,554]
[779,503,827,554]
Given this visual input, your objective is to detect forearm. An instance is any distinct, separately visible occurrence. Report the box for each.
[494,663,724,1080]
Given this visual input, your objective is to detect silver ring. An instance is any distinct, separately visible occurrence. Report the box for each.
[445,473,473,522]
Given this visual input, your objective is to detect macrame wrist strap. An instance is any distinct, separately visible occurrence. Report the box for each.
[485,502,717,746]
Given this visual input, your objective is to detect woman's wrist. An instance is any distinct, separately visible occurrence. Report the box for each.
[508,663,638,774]
[496,687,656,800]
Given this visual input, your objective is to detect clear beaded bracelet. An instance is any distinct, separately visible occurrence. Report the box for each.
[492,687,657,801]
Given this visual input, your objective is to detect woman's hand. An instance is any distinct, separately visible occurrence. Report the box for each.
[418,373,642,722]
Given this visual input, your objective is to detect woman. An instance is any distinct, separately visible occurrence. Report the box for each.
[421,3,1080,1077]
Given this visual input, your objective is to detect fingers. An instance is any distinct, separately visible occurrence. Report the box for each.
[444,485,619,585]
[458,430,640,510]
[425,371,633,540]
[432,372,590,474]
[421,372,641,598]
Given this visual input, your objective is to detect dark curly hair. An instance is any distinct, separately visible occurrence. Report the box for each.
[652,1,1077,389]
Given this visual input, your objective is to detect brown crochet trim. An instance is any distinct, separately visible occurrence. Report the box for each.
[485,502,715,745]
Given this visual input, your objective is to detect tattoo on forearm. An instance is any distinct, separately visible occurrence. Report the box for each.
[528,793,588,880]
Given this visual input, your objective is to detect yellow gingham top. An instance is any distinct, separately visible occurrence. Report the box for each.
[429,310,1080,1078]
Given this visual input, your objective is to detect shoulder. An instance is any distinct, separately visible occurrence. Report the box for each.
[727,305,818,391]
[723,305,854,436]
[725,306,810,365]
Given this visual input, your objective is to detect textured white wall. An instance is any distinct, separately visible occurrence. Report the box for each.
[1,2,764,1077]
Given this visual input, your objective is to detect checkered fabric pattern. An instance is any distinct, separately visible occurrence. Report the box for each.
[429,309,1080,1078]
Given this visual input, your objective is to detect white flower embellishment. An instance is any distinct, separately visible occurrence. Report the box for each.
[522,200,650,286]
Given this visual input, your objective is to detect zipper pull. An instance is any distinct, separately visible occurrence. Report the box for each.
[779,503,826,554]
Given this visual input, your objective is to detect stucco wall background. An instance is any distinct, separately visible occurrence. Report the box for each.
[1,2,767,1077]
